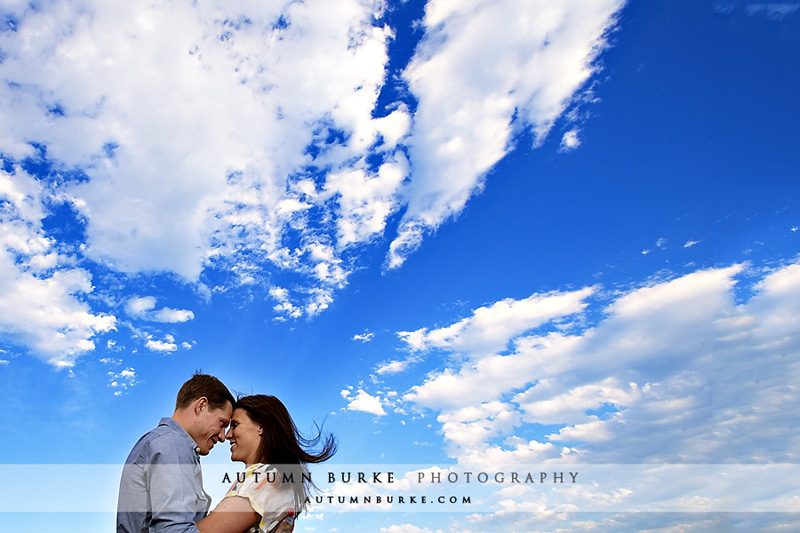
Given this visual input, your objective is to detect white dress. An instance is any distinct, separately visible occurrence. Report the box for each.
[224,463,297,533]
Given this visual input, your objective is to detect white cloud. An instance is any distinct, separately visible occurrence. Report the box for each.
[270,286,303,319]
[746,3,800,19]
[0,0,626,359]
[126,296,194,323]
[353,332,375,343]
[346,389,387,416]
[107,366,137,395]
[380,526,442,533]
[683,239,700,248]
[375,357,418,375]
[339,261,800,531]
[560,129,582,151]
[515,377,641,426]
[437,401,522,449]
[387,0,625,268]
[399,287,594,362]
[0,164,116,366]
[355,262,800,469]
[0,0,402,318]
[461,508,798,532]
[352,332,375,343]
[145,339,178,353]
[125,297,157,318]
[325,152,409,248]
[153,307,194,323]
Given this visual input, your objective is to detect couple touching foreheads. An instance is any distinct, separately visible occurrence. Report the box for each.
[116,373,336,533]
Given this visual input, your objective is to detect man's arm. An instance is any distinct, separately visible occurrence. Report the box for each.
[117,462,149,533]
[146,436,204,533]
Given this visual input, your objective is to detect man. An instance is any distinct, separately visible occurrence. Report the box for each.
[117,373,235,533]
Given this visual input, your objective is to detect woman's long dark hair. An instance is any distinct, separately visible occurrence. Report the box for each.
[235,395,336,509]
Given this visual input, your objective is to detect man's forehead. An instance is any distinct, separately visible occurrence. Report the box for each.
[207,401,233,417]
[220,402,233,419]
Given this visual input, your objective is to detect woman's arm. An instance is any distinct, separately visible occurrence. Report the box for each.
[196,496,260,533]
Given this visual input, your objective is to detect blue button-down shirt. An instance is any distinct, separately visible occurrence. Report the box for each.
[117,418,211,533]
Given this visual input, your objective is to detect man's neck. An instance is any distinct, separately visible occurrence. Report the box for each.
[171,409,193,435]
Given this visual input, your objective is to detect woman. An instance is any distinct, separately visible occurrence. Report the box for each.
[197,395,336,533]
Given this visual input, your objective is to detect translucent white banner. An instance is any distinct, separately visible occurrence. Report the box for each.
[1,464,799,513]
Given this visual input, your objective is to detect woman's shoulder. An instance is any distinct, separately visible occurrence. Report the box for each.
[229,464,296,531]
[248,464,284,485]
[249,463,275,475]
[231,464,296,494]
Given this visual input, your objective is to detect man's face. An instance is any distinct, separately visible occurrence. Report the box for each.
[193,400,233,455]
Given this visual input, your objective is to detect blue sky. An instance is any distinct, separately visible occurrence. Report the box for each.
[1,0,799,531]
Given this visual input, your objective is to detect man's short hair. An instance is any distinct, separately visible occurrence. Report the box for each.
[175,372,235,411]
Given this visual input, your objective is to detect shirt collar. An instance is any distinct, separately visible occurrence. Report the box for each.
[158,417,202,456]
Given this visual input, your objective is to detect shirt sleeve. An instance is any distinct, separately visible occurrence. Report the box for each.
[228,465,295,532]
[146,434,204,533]
[117,462,148,533]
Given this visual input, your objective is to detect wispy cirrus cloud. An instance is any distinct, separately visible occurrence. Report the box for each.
[714,1,800,19]
[388,0,625,268]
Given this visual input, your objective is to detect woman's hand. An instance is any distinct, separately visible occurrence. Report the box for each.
[196,495,260,533]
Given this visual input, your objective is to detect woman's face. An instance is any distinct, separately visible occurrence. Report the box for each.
[226,408,261,466]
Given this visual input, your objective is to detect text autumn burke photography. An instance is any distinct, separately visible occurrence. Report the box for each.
[219,468,580,486]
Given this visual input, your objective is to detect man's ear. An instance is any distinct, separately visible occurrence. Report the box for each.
[193,396,208,415]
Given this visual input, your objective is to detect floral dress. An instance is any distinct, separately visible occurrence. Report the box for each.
[225,463,297,533]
